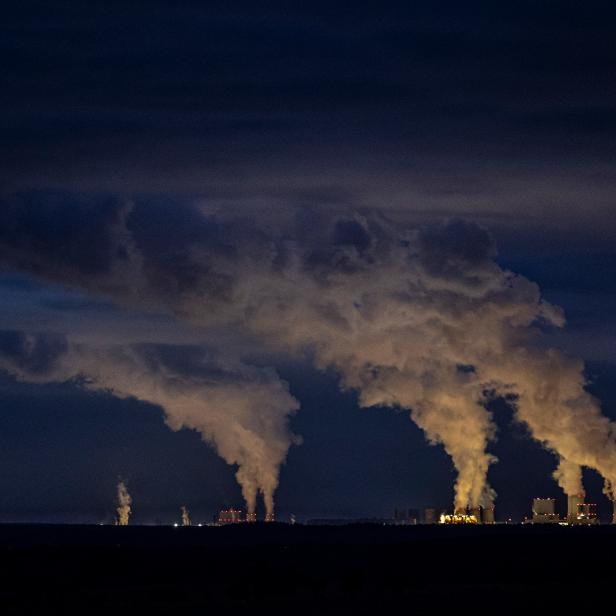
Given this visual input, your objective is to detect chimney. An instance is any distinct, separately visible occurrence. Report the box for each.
[567,493,584,524]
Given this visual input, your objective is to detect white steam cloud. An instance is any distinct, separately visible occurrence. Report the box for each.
[0,198,615,510]
[0,333,299,516]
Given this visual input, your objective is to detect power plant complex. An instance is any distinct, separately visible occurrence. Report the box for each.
[522,494,610,525]
[217,509,275,525]
[216,499,615,526]
[106,483,616,526]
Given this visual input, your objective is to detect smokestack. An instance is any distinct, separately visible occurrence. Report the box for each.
[470,506,482,524]
[115,481,132,526]
[567,493,584,524]
[181,506,190,527]
[483,506,495,524]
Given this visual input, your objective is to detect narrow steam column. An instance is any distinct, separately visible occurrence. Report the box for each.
[115,481,132,526]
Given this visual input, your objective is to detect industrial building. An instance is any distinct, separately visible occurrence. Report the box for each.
[469,506,481,523]
[528,498,560,524]
[217,509,244,525]
[564,494,599,525]
[423,508,446,525]
[439,513,478,524]
[483,506,495,524]
[525,495,602,525]
[574,502,599,525]
[439,505,493,524]
[393,507,419,525]
[567,494,583,524]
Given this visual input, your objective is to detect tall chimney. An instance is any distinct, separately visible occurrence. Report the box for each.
[567,493,584,524]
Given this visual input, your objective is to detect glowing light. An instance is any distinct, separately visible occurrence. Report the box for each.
[439,513,478,525]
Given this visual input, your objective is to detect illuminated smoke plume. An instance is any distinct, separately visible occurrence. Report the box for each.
[116,481,132,526]
[553,458,584,497]
[181,506,190,526]
[0,331,299,516]
[1,197,616,510]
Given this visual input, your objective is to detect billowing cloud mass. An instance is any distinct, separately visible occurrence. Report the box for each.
[0,330,299,515]
[0,195,615,511]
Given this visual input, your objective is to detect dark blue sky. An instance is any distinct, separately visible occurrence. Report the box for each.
[1,1,616,523]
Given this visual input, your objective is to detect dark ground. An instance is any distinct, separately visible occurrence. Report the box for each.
[0,523,614,614]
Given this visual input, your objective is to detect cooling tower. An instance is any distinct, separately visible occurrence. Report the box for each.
[483,506,495,524]
[612,501,616,525]
[470,506,482,524]
[567,494,584,524]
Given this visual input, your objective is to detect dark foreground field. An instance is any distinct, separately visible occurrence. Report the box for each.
[0,523,614,614]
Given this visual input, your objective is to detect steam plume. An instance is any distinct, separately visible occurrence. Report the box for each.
[0,331,299,516]
[181,506,190,526]
[116,481,132,526]
[1,197,616,510]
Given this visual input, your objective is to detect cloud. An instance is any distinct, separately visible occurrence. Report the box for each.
[1,195,615,509]
[0,330,299,515]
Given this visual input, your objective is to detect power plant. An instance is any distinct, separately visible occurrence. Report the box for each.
[439,513,478,524]
[525,496,599,525]
[439,505,494,524]
[216,509,275,524]
[217,509,245,525]
[182,498,616,526]
[103,493,615,527]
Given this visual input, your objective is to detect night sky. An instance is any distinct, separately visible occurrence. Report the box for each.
[1,1,616,524]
